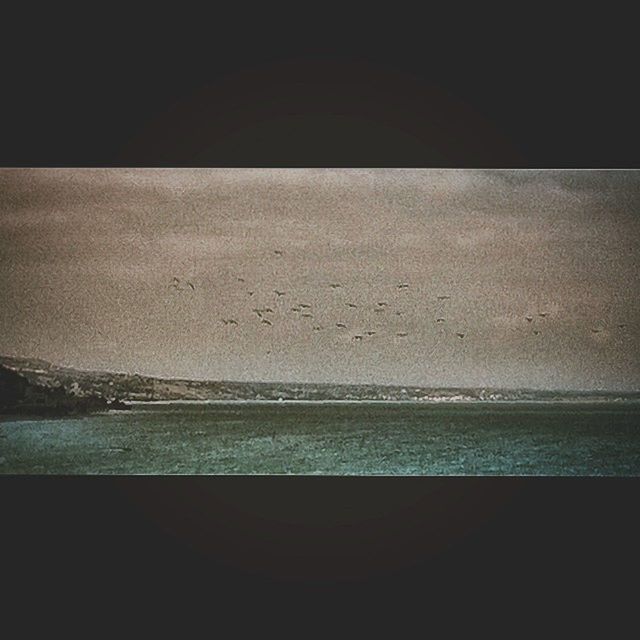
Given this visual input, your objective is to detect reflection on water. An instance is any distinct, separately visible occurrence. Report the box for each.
[1,402,640,475]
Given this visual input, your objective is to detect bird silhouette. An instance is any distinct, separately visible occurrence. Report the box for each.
[436,318,445,323]
[261,318,273,326]
[263,307,274,313]
[398,283,409,289]
[313,326,322,331]
[237,277,245,283]
[329,283,341,289]
[352,335,363,342]
[525,316,533,322]
[290,307,301,313]
[397,332,408,337]
[538,313,548,318]
[186,281,195,291]
[456,332,465,339]
[533,330,541,336]
[336,323,347,329]
[365,331,376,336]
[252,308,263,318]
[301,313,313,318]
[222,319,238,326]
[437,295,451,300]
[591,328,601,334]
[377,302,388,307]
[299,303,311,309]
[274,290,286,297]
[274,250,283,256]
[346,303,357,308]
[247,291,255,296]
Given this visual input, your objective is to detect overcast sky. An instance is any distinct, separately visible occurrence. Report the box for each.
[1,168,638,390]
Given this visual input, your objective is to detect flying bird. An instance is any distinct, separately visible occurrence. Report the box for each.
[395,311,404,316]
[274,250,283,256]
[436,318,445,323]
[346,303,357,308]
[274,290,286,297]
[186,281,195,291]
[352,335,363,342]
[377,302,388,307]
[237,277,245,283]
[261,318,273,326]
[290,307,301,313]
[313,326,322,331]
[336,323,347,329]
[299,303,312,309]
[365,331,376,336]
[533,330,541,336]
[591,328,601,334]
[329,283,341,289]
[397,332,408,337]
[538,313,548,318]
[525,316,533,323]
[301,313,313,318]
[247,291,255,296]
[398,283,409,289]
[456,332,465,339]
[222,319,238,326]
[252,308,263,318]
[437,295,451,301]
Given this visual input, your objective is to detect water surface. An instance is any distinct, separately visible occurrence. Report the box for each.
[1,402,639,475]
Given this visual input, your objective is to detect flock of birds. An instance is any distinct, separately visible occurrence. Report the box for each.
[168,249,630,348]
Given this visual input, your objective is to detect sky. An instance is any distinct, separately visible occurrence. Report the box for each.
[0,168,639,390]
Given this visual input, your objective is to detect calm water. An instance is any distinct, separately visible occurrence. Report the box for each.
[1,402,640,475]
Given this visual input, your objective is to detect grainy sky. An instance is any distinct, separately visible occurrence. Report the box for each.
[1,168,639,390]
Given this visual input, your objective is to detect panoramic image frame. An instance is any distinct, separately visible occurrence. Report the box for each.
[1,168,639,475]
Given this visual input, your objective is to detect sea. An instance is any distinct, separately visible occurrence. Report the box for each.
[1,401,640,475]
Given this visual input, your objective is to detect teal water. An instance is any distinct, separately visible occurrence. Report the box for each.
[1,402,639,475]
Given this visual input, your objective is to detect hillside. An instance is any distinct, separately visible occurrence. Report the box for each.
[1,354,638,406]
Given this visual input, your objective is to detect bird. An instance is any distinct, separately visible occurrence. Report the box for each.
[169,277,181,290]
[395,311,404,316]
[398,283,409,289]
[290,307,301,313]
[274,250,283,256]
[261,318,272,326]
[237,277,245,283]
[252,308,263,318]
[346,303,357,308]
[301,313,313,318]
[437,295,451,301]
[263,307,274,313]
[186,281,195,291]
[299,303,311,309]
[397,332,408,337]
[377,302,388,307]
[352,335,363,342]
[313,326,322,331]
[456,332,465,339]
[247,291,255,296]
[436,318,445,323]
[274,290,286,297]
[365,331,376,336]
[336,323,347,329]
[222,319,238,326]
[538,313,548,318]
[525,316,533,322]
[329,283,341,289]
[591,328,601,334]
[533,330,541,336]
